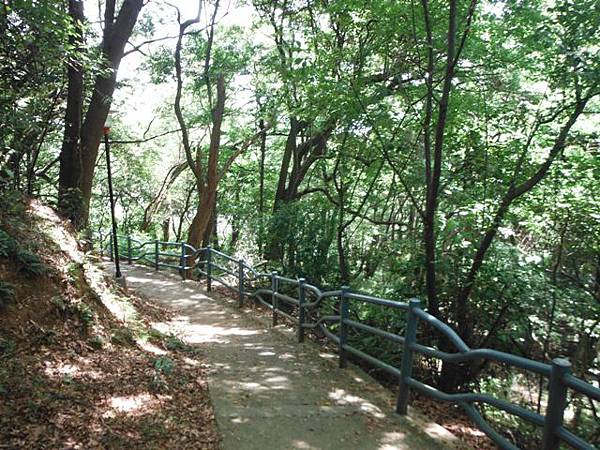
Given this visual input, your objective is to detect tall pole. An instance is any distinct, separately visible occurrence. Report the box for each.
[104,126,121,278]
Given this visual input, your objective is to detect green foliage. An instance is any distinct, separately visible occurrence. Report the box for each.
[50,295,68,313]
[0,1,80,193]
[15,249,48,277]
[164,335,188,352]
[267,200,337,284]
[0,229,15,257]
[0,338,15,358]
[74,302,94,327]
[58,188,85,225]
[88,335,105,350]
[111,327,136,346]
[154,356,174,374]
[0,190,27,222]
[0,282,16,307]
[0,190,49,277]
[151,356,175,392]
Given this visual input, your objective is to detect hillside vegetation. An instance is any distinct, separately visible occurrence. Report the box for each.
[0,195,219,449]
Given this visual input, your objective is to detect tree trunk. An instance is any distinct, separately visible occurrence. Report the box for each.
[141,161,187,231]
[162,217,170,242]
[265,118,334,261]
[58,0,85,223]
[59,0,145,227]
[203,203,217,248]
[258,117,267,253]
[186,74,226,248]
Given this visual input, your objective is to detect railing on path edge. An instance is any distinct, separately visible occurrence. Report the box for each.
[95,231,599,450]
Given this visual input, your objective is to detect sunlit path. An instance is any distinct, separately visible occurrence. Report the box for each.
[102,262,463,450]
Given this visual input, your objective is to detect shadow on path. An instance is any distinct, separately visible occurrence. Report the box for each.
[102,262,464,450]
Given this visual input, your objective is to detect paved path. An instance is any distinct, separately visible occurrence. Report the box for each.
[103,262,463,450]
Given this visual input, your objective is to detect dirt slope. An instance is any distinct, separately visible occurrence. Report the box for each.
[0,199,219,449]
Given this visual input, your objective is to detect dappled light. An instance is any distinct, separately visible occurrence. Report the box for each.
[327,388,386,419]
[103,393,169,418]
[108,262,460,450]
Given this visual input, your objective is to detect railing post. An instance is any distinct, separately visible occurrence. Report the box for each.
[397,298,421,414]
[541,358,571,450]
[206,247,212,292]
[180,242,186,281]
[271,271,278,326]
[99,232,104,257]
[297,278,306,343]
[127,236,132,264]
[109,233,114,261]
[338,286,350,369]
[238,259,244,308]
[154,239,159,270]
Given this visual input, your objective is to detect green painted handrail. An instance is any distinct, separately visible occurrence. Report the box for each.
[94,231,600,450]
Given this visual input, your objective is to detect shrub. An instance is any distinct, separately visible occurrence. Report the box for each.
[0,189,26,219]
[164,334,188,352]
[73,302,94,326]
[16,249,48,277]
[0,281,15,307]
[151,356,175,391]
[111,327,135,346]
[0,229,15,257]
[0,338,15,356]
[89,335,105,350]
[50,295,68,313]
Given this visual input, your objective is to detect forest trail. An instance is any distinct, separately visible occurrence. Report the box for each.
[100,261,462,450]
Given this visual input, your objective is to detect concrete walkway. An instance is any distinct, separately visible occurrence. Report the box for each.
[103,262,463,450]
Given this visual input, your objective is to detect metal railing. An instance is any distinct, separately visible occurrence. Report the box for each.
[95,232,600,450]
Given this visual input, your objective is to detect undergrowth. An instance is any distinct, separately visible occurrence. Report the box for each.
[0,190,50,280]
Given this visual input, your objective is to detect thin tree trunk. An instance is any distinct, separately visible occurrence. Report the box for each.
[421,0,458,318]
[258,118,267,253]
[58,0,85,222]
[455,94,594,340]
[141,161,187,231]
[64,0,145,227]
[186,74,226,248]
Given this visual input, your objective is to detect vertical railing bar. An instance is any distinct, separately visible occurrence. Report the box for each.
[397,298,421,414]
[180,241,186,280]
[154,239,159,270]
[207,246,212,292]
[298,278,306,343]
[238,259,244,307]
[338,286,350,369]
[541,358,571,450]
[127,235,132,264]
[272,271,278,326]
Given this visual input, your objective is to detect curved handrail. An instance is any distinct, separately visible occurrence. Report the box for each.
[92,232,600,450]
[346,292,408,310]
[413,308,470,353]
[410,343,551,376]
[405,378,545,426]
[304,289,341,308]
